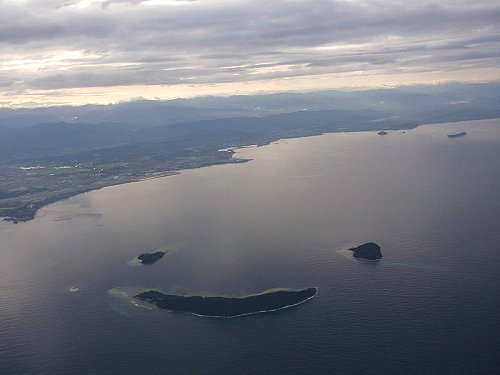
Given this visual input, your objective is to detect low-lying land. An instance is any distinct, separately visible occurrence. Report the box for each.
[447,132,467,138]
[138,251,166,264]
[2,84,499,223]
[0,149,243,222]
[0,110,415,222]
[135,288,318,317]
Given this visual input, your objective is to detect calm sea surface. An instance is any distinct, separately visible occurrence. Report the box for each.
[1,119,499,374]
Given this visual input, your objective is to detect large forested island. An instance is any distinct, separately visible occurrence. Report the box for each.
[134,287,318,318]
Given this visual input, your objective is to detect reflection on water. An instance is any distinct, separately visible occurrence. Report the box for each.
[0,119,499,375]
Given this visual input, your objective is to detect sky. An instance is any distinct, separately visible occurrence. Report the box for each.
[1,0,499,107]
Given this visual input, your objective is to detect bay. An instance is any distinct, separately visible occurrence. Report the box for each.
[1,119,499,374]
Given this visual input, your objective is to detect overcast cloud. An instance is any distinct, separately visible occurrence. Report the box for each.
[1,0,499,105]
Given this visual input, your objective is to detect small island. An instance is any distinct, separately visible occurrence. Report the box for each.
[447,132,466,138]
[134,287,318,318]
[349,242,383,261]
[377,130,388,135]
[137,251,166,264]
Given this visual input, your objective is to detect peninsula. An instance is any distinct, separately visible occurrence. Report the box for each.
[138,251,166,264]
[349,242,383,261]
[134,287,318,318]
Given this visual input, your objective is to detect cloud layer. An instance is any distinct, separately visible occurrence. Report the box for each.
[1,0,499,105]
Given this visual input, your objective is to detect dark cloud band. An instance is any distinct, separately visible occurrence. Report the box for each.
[0,0,499,93]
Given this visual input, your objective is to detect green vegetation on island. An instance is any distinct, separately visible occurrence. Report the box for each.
[135,288,318,318]
[349,242,383,261]
[138,251,166,264]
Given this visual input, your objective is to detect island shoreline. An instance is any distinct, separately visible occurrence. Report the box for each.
[188,292,318,319]
[134,287,318,318]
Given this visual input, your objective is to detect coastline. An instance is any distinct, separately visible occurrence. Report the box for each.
[336,248,383,262]
[135,287,318,319]
[1,158,248,223]
[189,291,318,319]
[3,117,498,224]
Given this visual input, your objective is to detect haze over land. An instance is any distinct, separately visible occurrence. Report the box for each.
[1,82,499,222]
[1,1,500,373]
[1,1,500,220]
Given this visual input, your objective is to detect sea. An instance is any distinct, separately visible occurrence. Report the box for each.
[1,119,499,374]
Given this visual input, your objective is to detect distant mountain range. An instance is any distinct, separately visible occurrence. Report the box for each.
[1,82,499,222]
[1,81,499,130]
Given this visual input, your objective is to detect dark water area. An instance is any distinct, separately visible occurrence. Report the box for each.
[1,119,499,374]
